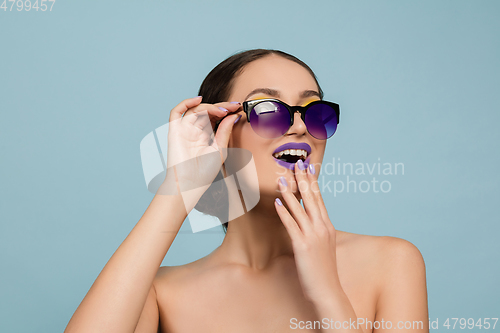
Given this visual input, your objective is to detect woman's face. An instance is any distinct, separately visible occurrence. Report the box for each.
[227,55,327,200]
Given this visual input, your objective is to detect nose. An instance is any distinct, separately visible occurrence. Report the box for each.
[286,111,307,136]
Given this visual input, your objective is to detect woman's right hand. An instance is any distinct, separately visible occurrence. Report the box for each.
[162,96,241,207]
[64,96,241,333]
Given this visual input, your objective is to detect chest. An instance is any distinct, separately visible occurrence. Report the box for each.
[157,265,377,333]
[159,274,317,332]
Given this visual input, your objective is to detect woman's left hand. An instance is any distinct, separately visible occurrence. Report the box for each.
[274,159,342,304]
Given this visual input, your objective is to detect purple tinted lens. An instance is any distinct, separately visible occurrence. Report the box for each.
[249,101,291,138]
[304,103,338,139]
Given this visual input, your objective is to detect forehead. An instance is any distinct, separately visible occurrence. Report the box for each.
[229,55,319,100]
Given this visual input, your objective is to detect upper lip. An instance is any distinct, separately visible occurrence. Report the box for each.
[272,142,312,156]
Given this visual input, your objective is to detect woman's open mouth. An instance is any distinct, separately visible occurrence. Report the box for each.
[272,142,311,170]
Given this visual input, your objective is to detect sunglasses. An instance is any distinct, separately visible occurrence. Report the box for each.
[241,98,340,140]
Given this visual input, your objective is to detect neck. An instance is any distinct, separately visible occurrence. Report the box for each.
[217,197,294,270]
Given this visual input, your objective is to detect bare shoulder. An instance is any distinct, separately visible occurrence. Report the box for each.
[153,256,208,289]
[336,230,426,277]
[336,232,428,319]
[152,253,231,302]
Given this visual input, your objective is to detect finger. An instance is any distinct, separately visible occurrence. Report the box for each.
[180,110,211,139]
[294,160,324,228]
[184,103,241,129]
[307,162,333,228]
[183,103,228,122]
[190,102,241,117]
[178,111,215,149]
[274,198,303,240]
[169,96,202,122]
[307,163,336,244]
[191,110,212,130]
[278,175,313,234]
[214,101,242,114]
[208,102,242,128]
[212,113,241,154]
[182,110,200,126]
[308,163,328,218]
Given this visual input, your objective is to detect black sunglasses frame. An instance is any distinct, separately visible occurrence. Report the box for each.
[242,98,340,138]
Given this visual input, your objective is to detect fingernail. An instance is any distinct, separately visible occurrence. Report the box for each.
[218,106,228,112]
[279,176,288,187]
[275,198,283,206]
[194,95,202,99]
[230,101,241,104]
[308,163,316,175]
[297,159,305,170]
[234,114,242,124]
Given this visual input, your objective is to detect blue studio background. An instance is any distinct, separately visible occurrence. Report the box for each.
[1,1,499,332]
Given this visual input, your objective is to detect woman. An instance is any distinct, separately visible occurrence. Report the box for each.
[65,49,429,333]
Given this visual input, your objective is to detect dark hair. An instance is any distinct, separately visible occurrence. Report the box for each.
[194,49,324,233]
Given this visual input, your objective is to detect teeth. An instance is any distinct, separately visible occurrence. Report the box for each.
[273,149,309,159]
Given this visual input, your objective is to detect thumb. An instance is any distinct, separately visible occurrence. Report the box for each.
[213,113,241,159]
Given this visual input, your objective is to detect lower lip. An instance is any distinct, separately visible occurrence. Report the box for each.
[273,156,311,171]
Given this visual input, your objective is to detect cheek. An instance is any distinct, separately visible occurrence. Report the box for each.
[311,140,326,161]
[232,125,280,189]
[233,123,272,151]
[230,122,251,148]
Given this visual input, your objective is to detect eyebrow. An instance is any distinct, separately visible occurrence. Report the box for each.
[244,88,321,101]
